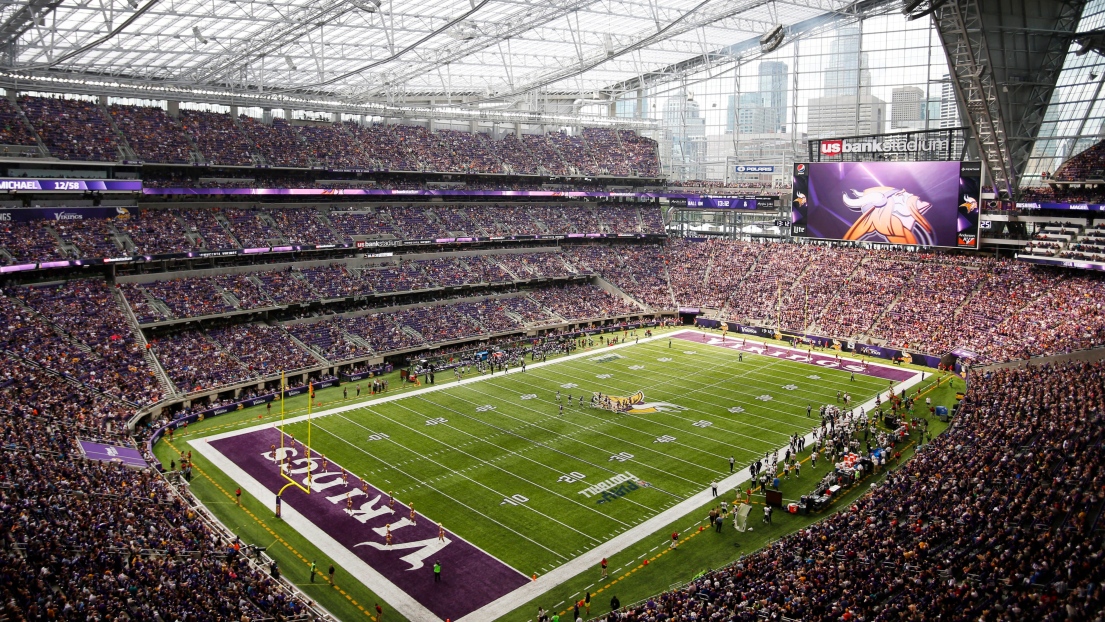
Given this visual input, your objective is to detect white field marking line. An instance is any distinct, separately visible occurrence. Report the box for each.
[599,339,904,421]
[187,436,443,622]
[477,353,804,457]
[627,339,892,404]
[407,387,708,492]
[308,418,570,561]
[510,337,885,432]
[335,406,630,530]
[541,362,832,440]
[237,328,676,432]
[506,347,808,437]
[633,340,891,400]
[532,355,821,442]
[539,353,887,441]
[496,381,758,462]
[379,395,661,514]
[397,387,682,505]
[430,386,716,486]
[453,366,926,622]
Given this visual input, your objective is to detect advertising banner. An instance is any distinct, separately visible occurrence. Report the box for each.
[1017,255,1105,272]
[0,179,142,192]
[692,319,947,369]
[0,206,134,223]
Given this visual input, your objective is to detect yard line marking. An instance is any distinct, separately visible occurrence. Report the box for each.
[337,407,629,530]
[386,394,663,513]
[308,419,570,561]
[504,358,793,457]
[436,387,708,489]
[525,348,871,432]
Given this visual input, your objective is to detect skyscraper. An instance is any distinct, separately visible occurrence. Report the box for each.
[823,26,871,98]
[662,91,707,177]
[809,26,882,137]
[758,61,788,132]
[891,86,925,130]
[940,75,960,128]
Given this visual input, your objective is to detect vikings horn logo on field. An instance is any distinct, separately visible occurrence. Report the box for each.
[596,391,687,414]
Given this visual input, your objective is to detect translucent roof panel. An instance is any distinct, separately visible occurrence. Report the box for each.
[3,0,859,103]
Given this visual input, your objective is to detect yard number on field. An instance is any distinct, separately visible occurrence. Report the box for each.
[557,471,586,483]
[426,417,448,426]
[366,433,390,441]
[500,494,529,506]
[609,451,634,462]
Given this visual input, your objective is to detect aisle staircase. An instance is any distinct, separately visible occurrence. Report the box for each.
[113,287,179,397]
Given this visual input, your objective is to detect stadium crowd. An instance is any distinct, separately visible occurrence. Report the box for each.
[0,352,322,620]
[0,204,665,266]
[6,95,661,174]
[600,361,1105,622]
[664,238,1105,364]
[18,95,119,162]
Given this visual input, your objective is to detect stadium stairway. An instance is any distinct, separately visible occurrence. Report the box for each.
[716,245,764,320]
[101,101,137,161]
[281,323,332,366]
[488,255,523,280]
[312,206,346,243]
[113,286,180,397]
[213,212,242,247]
[593,276,648,311]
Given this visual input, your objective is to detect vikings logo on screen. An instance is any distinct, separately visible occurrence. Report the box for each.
[790,161,981,249]
[841,187,935,246]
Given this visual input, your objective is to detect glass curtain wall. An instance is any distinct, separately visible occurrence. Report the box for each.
[1021,0,1105,188]
[621,13,956,183]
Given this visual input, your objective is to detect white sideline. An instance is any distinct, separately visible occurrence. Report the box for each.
[190,328,924,622]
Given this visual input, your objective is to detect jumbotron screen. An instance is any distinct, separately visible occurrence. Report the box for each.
[791,161,981,248]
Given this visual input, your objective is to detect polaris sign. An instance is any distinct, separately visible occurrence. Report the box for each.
[734,165,775,173]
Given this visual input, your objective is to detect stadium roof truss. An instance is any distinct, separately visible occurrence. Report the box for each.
[0,0,875,116]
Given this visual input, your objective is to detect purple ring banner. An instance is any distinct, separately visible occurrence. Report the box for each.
[1015,201,1105,212]
[1017,255,1105,272]
[141,187,776,207]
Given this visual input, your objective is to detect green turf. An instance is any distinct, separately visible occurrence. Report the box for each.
[154,327,964,622]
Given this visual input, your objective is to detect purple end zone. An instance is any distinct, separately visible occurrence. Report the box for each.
[78,440,149,468]
[209,428,528,621]
[674,332,917,382]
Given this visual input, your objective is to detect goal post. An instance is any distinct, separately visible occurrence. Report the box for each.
[276,372,313,515]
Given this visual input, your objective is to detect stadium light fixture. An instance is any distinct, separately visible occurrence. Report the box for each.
[192,26,208,45]
[760,24,784,53]
[127,0,139,8]
[901,0,925,14]
[285,55,297,71]
[904,0,949,21]
[349,0,381,12]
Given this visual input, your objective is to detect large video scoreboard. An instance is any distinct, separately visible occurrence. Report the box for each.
[791,161,981,249]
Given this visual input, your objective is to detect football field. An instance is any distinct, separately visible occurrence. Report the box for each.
[191,330,919,621]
